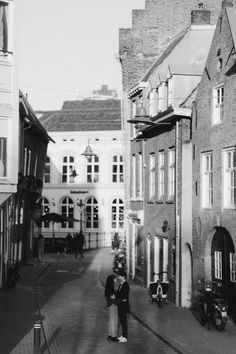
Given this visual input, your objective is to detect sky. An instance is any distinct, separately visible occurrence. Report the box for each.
[18,0,145,111]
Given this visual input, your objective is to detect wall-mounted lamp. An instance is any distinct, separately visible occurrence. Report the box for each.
[162,220,170,233]
[70,169,78,178]
[77,198,84,209]
[127,102,171,133]
[81,143,96,159]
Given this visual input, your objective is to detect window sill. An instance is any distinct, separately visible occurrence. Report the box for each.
[147,200,155,204]
[156,199,164,204]
[166,199,174,204]
[130,197,144,202]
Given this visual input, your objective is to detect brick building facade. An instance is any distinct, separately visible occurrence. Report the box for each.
[192,1,236,319]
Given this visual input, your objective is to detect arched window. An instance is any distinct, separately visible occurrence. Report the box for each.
[41,197,50,228]
[111,198,124,229]
[62,156,75,183]
[85,197,98,229]
[44,156,50,183]
[112,155,123,183]
[61,197,74,228]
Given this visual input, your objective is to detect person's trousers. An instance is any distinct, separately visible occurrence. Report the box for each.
[108,304,118,337]
[118,308,128,338]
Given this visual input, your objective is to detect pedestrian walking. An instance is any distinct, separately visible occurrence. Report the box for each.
[65,232,73,254]
[104,274,119,342]
[37,234,45,261]
[116,271,130,343]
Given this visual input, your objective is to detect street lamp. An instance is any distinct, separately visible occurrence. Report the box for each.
[81,141,96,159]
[77,199,84,236]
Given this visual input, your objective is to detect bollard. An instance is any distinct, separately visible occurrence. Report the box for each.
[34,317,41,354]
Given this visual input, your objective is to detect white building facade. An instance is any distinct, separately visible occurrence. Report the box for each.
[38,99,125,249]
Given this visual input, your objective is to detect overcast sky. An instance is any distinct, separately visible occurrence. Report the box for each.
[18,0,145,111]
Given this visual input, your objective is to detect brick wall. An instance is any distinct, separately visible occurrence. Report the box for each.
[119,0,224,91]
[192,5,236,288]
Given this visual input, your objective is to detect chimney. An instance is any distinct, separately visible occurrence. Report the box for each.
[221,0,233,8]
[191,3,211,25]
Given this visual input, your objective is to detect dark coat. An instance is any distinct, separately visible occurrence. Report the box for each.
[116,281,130,313]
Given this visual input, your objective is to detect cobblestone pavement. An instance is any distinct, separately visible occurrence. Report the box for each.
[1,249,236,354]
[37,250,177,354]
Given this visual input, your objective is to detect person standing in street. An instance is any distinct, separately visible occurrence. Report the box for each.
[77,232,84,257]
[116,271,130,343]
[104,274,119,342]
[37,234,45,261]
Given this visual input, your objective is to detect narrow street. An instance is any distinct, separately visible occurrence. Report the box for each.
[37,250,177,354]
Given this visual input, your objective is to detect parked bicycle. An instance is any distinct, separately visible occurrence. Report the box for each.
[149,271,169,308]
[7,259,20,288]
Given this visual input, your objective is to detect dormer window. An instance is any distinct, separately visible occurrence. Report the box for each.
[167,77,173,107]
[148,89,158,117]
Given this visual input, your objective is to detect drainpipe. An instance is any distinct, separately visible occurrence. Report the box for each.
[175,120,181,306]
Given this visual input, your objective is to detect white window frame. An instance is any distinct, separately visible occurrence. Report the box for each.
[85,197,98,229]
[201,152,213,208]
[136,153,143,199]
[168,149,175,199]
[131,155,136,198]
[111,198,124,229]
[130,100,137,139]
[0,1,8,53]
[223,148,236,208]
[61,197,74,229]
[167,77,173,107]
[0,136,7,177]
[212,84,224,125]
[87,155,99,183]
[230,253,236,283]
[62,155,75,184]
[112,155,123,183]
[214,250,222,280]
[149,89,158,117]
[149,153,155,200]
[158,151,165,199]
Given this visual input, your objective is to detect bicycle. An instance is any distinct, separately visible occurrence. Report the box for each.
[149,271,169,308]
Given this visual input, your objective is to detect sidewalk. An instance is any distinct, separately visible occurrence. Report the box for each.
[100,248,236,354]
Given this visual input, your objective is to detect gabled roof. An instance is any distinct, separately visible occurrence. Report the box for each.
[19,90,53,142]
[141,24,215,87]
[38,99,121,132]
[226,7,236,49]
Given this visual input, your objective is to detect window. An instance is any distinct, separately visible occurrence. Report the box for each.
[41,198,50,228]
[149,89,158,117]
[112,155,123,183]
[87,155,99,183]
[168,149,175,199]
[214,251,222,280]
[158,151,165,199]
[0,2,8,52]
[86,197,98,229]
[131,155,136,198]
[136,153,143,198]
[202,152,213,208]
[223,148,236,208]
[111,198,124,229]
[61,197,74,228]
[230,253,236,282]
[212,85,224,125]
[44,156,50,183]
[167,77,173,107]
[0,136,6,177]
[62,156,75,183]
[130,100,137,139]
[149,153,155,200]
